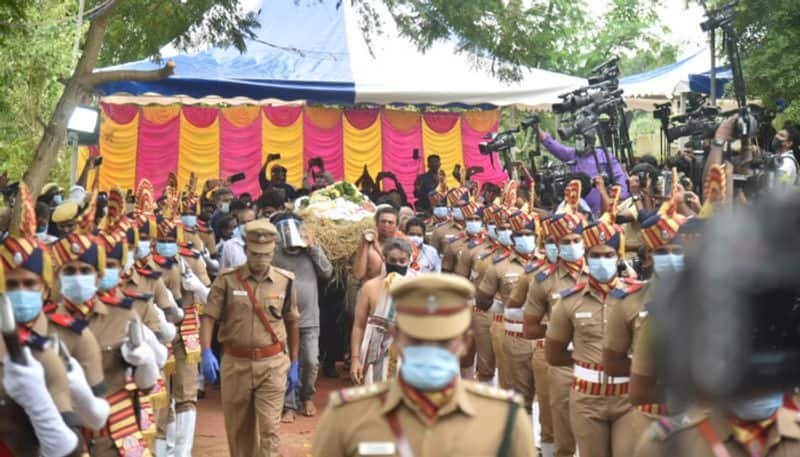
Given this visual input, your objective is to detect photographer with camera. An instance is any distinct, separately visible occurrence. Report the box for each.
[539,129,629,217]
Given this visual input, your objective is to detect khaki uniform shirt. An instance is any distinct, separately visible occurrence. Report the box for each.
[523,263,586,322]
[183,231,207,254]
[0,330,75,455]
[454,236,490,278]
[547,280,647,366]
[468,243,500,287]
[440,233,468,273]
[630,316,656,377]
[478,254,527,308]
[604,281,653,356]
[125,271,173,312]
[205,265,299,349]
[150,257,182,303]
[59,298,143,394]
[313,379,535,457]
[507,254,548,308]
[635,406,800,457]
[179,252,211,306]
[44,309,106,393]
[430,220,460,255]
[123,290,162,334]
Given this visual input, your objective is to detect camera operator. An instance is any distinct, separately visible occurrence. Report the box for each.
[539,129,629,217]
[771,123,800,186]
[413,155,441,213]
[303,157,334,191]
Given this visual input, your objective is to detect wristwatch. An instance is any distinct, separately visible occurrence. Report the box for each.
[712,138,726,148]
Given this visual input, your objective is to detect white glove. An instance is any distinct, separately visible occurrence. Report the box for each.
[203,249,219,272]
[3,348,80,457]
[154,305,177,343]
[120,340,155,367]
[182,267,209,304]
[66,356,110,431]
[143,326,168,369]
[121,342,159,389]
[165,289,185,323]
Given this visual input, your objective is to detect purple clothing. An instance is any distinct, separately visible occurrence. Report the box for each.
[542,134,629,216]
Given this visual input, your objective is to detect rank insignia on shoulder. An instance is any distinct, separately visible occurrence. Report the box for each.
[328,383,388,407]
[122,289,154,302]
[525,258,546,273]
[468,238,485,249]
[465,382,523,405]
[17,327,49,351]
[610,280,644,299]
[559,282,587,299]
[48,313,89,334]
[477,252,491,261]
[536,264,557,282]
[493,251,510,264]
[447,233,465,244]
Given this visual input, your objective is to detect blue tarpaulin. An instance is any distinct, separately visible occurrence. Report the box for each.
[688,66,732,98]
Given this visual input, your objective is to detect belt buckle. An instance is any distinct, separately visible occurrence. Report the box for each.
[250,348,261,359]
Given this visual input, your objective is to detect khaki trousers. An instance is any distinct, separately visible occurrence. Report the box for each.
[532,345,554,444]
[503,334,535,411]
[490,315,511,389]
[221,352,290,457]
[569,390,652,457]
[471,310,495,382]
[549,366,576,457]
[156,338,199,437]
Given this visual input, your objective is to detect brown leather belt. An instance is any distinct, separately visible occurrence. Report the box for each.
[225,342,284,360]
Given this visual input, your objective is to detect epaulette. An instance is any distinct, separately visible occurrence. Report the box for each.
[48,313,89,334]
[197,221,211,234]
[524,257,547,273]
[464,381,523,405]
[152,255,177,269]
[535,263,558,282]
[122,289,154,302]
[97,292,134,310]
[17,327,49,351]
[434,220,450,229]
[610,278,645,300]
[467,237,486,249]
[556,282,587,300]
[271,266,296,281]
[446,233,465,244]
[492,250,511,264]
[327,383,389,408]
[476,248,494,261]
[178,247,201,259]
[135,266,163,280]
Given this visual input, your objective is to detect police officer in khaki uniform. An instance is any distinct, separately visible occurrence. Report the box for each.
[201,219,300,457]
[440,196,470,273]
[546,216,650,457]
[476,206,517,389]
[523,182,588,457]
[313,273,535,457]
[428,187,462,254]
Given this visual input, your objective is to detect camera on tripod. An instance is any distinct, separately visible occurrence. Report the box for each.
[479,129,518,155]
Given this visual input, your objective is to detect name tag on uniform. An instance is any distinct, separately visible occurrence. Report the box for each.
[233,290,248,297]
[575,312,592,319]
[358,442,396,455]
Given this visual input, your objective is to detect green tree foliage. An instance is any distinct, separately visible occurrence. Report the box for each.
[374,0,678,78]
[0,0,77,187]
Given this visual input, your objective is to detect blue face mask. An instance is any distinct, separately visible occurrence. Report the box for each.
[98,267,120,292]
[466,220,483,235]
[36,224,48,234]
[7,290,43,323]
[123,254,135,273]
[652,254,673,276]
[156,242,178,258]
[60,274,98,304]
[136,240,151,259]
[52,194,63,205]
[588,256,618,283]
[400,345,460,391]
[559,241,585,262]
[727,392,784,421]
[487,224,497,240]
[451,207,464,221]
[433,207,449,219]
[513,235,536,255]
[219,202,230,214]
[670,253,685,272]
[497,229,513,247]
[545,243,559,263]
[181,215,197,228]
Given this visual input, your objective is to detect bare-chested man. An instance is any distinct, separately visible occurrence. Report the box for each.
[350,237,413,384]
[352,207,400,282]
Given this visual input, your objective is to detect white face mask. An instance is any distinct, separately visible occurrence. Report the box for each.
[408,235,424,247]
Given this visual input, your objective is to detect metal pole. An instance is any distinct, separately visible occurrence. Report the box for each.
[72,0,85,68]
[69,133,78,185]
[709,29,717,106]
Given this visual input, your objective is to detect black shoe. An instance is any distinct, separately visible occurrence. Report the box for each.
[197,390,206,400]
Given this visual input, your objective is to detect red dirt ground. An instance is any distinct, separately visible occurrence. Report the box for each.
[193,369,349,457]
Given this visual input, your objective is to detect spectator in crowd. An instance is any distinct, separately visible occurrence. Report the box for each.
[256,188,287,219]
[267,165,297,201]
[413,154,441,212]
[405,218,441,273]
[210,187,235,240]
[272,213,333,423]
[34,201,57,244]
[303,157,335,191]
[219,207,256,269]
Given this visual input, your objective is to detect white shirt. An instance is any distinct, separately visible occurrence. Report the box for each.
[778,152,798,184]
[415,244,441,273]
[220,237,247,269]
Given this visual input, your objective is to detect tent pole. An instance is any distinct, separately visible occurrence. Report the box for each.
[709,29,717,106]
